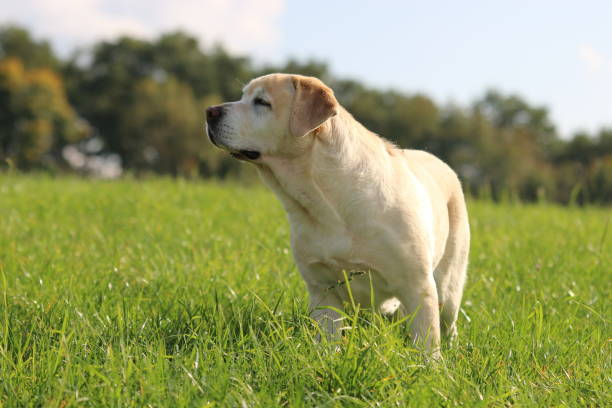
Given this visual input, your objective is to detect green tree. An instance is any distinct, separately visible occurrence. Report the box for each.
[0,25,59,69]
[553,128,612,203]
[209,45,253,100]
[335,81,390,138]
[436,106,477,171]
[64,34,253,173]
[63,36,154,160]
[120,76,206,177]
[0,58,85,169]
[3,25,609,203]
[474,90,559,158]
[151,31,216,98]
[386,92,439,148]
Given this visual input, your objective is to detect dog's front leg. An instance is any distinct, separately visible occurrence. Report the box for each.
[307,284,344,341]
[395,273,442,359]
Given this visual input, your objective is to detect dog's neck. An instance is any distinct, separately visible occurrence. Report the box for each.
[257,106,395,228]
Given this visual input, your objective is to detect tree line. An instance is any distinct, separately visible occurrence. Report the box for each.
[1,24,610,204]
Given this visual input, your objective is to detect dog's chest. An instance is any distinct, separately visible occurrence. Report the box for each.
[290,222,369,282]
[290,221,398,309]
[292,221,351,260]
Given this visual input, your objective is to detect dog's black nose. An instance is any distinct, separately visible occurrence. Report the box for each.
[206,105,224,124]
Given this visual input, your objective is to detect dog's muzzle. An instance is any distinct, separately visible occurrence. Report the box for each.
[205,105,260,161]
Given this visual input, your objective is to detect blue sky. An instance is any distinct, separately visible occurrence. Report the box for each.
[276,1,612,137]
[2,0,611,137]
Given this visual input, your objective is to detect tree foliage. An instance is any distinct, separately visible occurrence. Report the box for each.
[0,24,610,204]
[0,58,85,169]
[0,25,59,69]
[120,77,205,176]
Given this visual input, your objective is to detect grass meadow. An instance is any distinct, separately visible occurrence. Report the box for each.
[0,174,610,407]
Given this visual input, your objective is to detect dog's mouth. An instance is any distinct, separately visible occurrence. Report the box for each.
[230,150,261,161]
[208,128,260,161]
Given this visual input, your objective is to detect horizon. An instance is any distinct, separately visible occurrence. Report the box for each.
[1,0,611,138]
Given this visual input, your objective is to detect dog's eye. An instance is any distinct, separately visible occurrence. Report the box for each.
[253,97,272,108]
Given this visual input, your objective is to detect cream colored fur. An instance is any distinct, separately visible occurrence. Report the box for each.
[206,74,470,358]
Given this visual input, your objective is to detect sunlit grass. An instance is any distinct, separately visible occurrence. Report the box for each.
[0,174,610,407]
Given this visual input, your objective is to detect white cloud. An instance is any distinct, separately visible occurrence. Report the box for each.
[579,44,612,76]
[0,0,284,58]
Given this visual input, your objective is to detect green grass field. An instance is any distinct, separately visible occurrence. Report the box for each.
[0,174,610,407]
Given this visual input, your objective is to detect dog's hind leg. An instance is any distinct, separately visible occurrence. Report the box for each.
[435,193,470,340]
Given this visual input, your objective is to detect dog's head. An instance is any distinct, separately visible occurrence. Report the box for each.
[205,74,338,161]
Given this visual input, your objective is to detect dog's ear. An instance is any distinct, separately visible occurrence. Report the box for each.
[290,76,338,137]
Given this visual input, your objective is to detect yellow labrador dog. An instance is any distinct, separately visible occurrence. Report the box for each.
[206,74,470,357]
